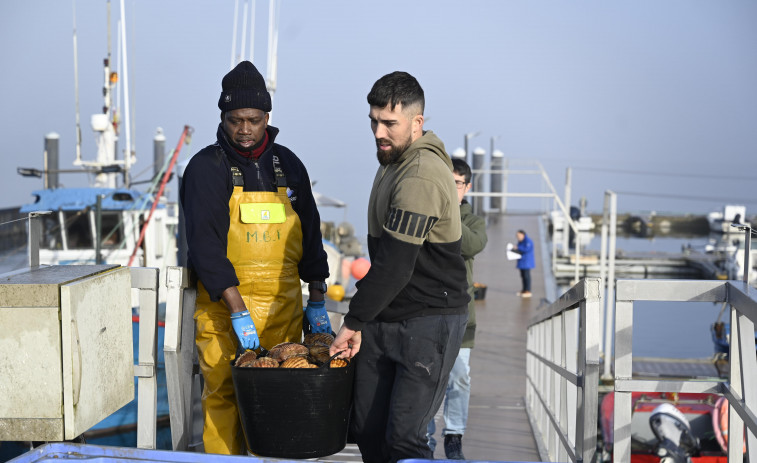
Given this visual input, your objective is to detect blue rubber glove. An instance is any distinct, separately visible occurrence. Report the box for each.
[305,300,332,334]
[230,310,260,350]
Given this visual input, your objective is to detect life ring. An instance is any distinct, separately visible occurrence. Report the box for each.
[712,396,746,453]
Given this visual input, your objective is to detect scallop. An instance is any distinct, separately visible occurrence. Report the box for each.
[330,358,349,368]
[304,333,334,347]
[234,350,257,367]
[250,357,279,368]
[269,342,310,362]
[308,345,331,364]
[280,356,313,368]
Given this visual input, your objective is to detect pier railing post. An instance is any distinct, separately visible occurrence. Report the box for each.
[130,267,160,449]
[27,211,53,268]
[598,192,609,362]
[730,224,752,284]
[602,191,617,381]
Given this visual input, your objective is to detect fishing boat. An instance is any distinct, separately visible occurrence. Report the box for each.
[707,205,750,234]
[11,0,190,448]
[8,0,361,453]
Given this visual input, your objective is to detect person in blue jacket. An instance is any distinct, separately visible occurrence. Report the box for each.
[514,229,535,298]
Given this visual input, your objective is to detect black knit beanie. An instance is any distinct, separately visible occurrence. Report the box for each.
[218,61,272,113]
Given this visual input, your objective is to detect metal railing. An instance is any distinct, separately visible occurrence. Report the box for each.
[611,278,757,463]
[526,278,601,463]
[130,266,161,449]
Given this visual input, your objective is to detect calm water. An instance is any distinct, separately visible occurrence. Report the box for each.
[567,233,726,359]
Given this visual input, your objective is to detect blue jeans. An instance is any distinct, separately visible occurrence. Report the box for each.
[351,313,467,463]
[427,347,471,451]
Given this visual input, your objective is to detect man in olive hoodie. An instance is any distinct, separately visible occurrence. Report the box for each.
[331,71,469,462]
[427,158,488,459]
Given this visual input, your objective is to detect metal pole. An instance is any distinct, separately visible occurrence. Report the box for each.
[464,131,479,167]
[598,192,610,360]
[28,214,41,268]
[240,0,249,64]
[472,147,485,216]
[742,226,751,284]
[153,127,166,183]
[44,133,60,190]
[602,191,617,380]
[464,136,469,167]
[119,0,132,188]
[502,157,509,214]
[562,167,572,253]
[27,212,51,268]
[96,194,103,265]
[490,150,503,213]
[230,0,239,67]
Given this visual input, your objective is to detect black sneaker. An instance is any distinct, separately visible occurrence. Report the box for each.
[444,434,465,460]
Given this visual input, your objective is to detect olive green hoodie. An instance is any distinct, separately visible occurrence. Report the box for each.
[459,200,488,348]
[345,131,470,330]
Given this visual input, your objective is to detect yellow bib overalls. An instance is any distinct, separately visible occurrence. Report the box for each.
[194,161,304,454]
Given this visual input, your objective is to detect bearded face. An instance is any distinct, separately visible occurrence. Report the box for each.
[369,102,422,166]
[375,135,412,166]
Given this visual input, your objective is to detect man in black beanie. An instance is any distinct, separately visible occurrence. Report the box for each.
[180,61,331,454]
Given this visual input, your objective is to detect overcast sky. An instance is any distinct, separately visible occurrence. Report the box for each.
[1,1,756,237]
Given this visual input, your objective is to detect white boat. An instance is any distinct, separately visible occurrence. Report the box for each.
[707,204,750,233]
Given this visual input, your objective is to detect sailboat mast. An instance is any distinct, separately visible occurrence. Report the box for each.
[119,0,132,188]
[266,0,278,102]
[249,0,256,64]
[72,0,82,165]
[240,0,248,65]
[230,0,239,68]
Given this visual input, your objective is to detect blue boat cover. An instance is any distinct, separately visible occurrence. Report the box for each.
[19,188,161,213]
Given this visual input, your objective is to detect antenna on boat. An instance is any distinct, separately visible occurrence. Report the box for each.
[228,0,278,119]
[72,0,83,165]
[230,0,257,68]
[119,0,133,187]
[266,0,279,105]
[230,0,238,67]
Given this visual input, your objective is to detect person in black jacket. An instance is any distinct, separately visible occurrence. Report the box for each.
[180,61,330,454]
[330,71,469,463]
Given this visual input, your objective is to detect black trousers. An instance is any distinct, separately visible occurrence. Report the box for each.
[351,312,467,463]
[520,268,532,292]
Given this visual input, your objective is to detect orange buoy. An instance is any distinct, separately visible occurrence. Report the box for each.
[713,396,746,453]
[351,257,371,280]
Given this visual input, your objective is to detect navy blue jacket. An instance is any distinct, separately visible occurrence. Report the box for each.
[180,124,329,301]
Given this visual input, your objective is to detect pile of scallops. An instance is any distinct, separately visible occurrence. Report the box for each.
[234,332,349,369]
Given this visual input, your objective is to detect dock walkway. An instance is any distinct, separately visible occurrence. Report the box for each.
[436,213,542,461]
